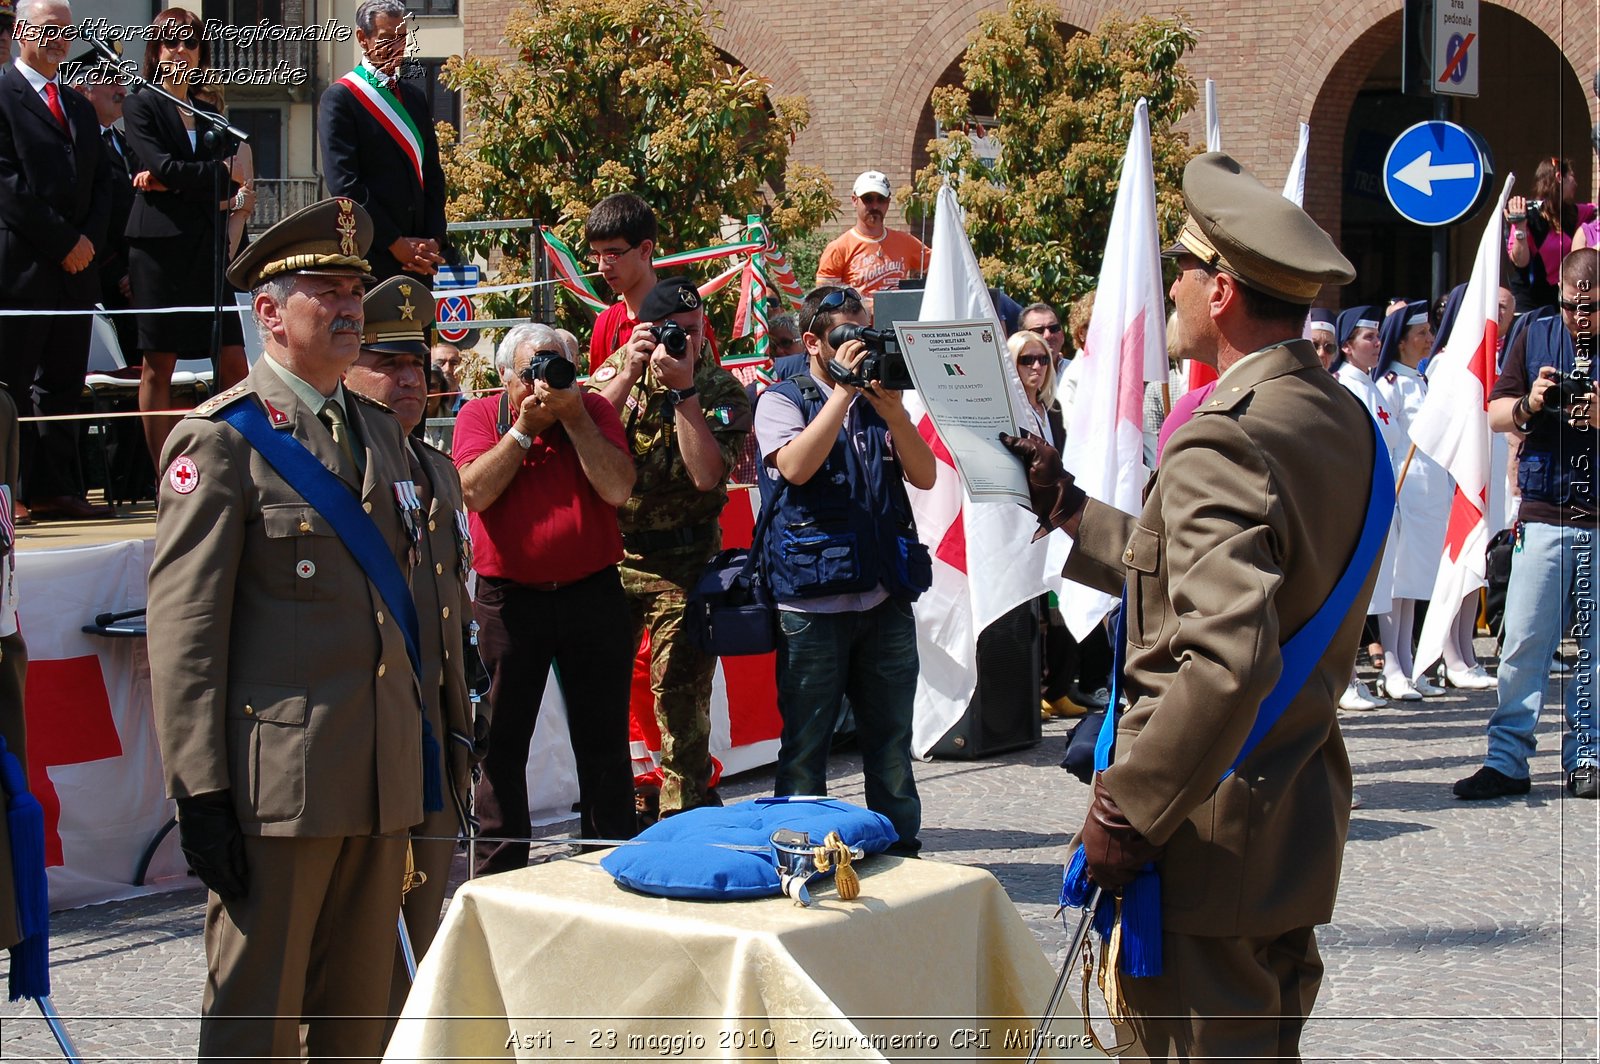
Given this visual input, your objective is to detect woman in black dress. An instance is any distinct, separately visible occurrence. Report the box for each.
[122,7,249,463]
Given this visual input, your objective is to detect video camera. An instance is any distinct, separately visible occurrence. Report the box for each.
[824,324,914,390]
[650,320,689,358]
[519,350,576,390]
[1554,371,1593,409]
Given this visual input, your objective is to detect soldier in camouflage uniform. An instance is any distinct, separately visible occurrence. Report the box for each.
[589,277,752,815]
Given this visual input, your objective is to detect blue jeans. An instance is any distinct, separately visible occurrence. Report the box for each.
[1486,521,1600,778]
[774,597,922,853]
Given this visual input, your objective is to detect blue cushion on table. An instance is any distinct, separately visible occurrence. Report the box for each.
[636,796,898,853]
[600,841,780,900]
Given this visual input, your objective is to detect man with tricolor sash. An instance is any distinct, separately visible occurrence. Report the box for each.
[1001,153,1382,1061]
[319,0,453,283]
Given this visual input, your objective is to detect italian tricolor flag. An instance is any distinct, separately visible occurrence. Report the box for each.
[339,65,424,187]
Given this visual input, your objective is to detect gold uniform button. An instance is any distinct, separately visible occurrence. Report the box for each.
[298,519,311,533]
[444,649,451,661]
[363,501,373,513]
[376,611,385,625]
[442,606,451,619]
[428,520,437,532]
[378,663,387,678]
[243,704,254,716]
[1124,548,1135,562]
[435,562,443,575]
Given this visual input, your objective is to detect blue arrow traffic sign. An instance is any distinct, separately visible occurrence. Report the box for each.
[1383,121,1488,226]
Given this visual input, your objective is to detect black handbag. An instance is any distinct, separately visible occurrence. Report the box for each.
[685,483,785,657]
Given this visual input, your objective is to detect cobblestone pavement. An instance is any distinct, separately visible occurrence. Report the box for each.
[3,651,1596,1062]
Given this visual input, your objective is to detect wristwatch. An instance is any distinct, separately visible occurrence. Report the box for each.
[666,386,699,409]
[1514,396,1537,434]
[507,425,534,449]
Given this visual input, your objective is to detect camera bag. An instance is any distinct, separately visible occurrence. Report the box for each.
[685,481,786,657]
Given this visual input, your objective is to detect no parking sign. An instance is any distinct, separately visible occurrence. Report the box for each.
[434,265,480,346]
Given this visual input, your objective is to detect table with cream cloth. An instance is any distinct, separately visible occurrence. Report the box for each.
[385,853,1104,1061]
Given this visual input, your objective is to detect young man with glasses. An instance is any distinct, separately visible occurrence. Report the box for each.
[1456,246,1600,800]
[456,323,639,872]
[753,285,936,854]
[815,171,930,296]
[585,193,660,370]
[319,0,454,282]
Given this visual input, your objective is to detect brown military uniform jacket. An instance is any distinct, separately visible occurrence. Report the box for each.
[147,357,425,838]
[1066,341,1378,937]
[408,437,474,823]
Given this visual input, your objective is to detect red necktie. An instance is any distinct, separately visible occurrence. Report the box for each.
[43,82,68,132]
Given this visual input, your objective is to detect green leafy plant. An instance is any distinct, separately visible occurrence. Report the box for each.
[905,2,1200,308]
[439,0,836,342]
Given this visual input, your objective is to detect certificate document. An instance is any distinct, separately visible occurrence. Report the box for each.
[894,319,1031,504]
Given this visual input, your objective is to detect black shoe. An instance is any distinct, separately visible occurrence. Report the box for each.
[1453,766,1532,800]
[1567,768,1598,799]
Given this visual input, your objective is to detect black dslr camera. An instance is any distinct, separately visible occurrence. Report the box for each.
[650,320,689,358]
[1554,371,1594,409]
[824,324,914,390]
[519,350,576,390]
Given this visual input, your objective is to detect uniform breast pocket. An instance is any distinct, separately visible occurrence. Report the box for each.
[1124,524,1165,649]
[227,682,307,823]
[260,503,340,602]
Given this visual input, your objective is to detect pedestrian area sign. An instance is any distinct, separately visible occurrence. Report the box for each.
[1383,121,1490,227]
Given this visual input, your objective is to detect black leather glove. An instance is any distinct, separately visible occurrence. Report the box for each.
[998,429,1088,539]
[176,791,248,901]
[1079,773,1162,889]
[471,713,491,765]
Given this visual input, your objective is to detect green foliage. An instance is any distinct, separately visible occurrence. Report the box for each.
[439,0,837,340]
[905,2,1199,308]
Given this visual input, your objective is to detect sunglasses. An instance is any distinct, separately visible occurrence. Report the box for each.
[1558,300,1595,314]
[817,287,863,312]
[1017,354,1050,367]
[1026,323,1063,336]
[587,242,639,265]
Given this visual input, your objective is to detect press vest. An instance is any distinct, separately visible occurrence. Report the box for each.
[756,375,931,603]
[1518,316,1597,512]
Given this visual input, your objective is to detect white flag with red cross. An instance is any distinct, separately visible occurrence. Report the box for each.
[1057,97,1169,639]
[904,182,1053,756]
[1410,174,1515,675]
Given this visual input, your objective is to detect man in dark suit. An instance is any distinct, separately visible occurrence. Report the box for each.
[72,57,135,363]
[0,0,113,521]
[1003,153,1375,1061]
[318,0,451,283]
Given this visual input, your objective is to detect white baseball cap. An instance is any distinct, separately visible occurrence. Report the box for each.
[853,171,892,198]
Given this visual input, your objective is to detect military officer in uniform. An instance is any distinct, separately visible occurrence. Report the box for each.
[1002,154,1375,1061]
[588,276,752,816]
[146,198,436,1063]
[340,276,478,1017]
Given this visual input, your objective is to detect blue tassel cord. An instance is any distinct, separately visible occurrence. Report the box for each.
[1,736,50,1001]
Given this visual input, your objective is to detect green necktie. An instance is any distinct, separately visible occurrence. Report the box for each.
[320,399,363,477]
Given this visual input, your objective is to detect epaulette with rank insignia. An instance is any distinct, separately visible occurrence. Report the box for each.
[349,391,395,414]
[190,382,251,419]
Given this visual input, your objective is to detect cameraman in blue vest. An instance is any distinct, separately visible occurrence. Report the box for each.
[1457,247,1599,800]
[753,285,937,853]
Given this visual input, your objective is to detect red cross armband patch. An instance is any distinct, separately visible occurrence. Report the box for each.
[168,456,200,495]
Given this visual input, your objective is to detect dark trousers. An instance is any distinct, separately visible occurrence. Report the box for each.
[472,567,636,875]
[0,308,90,501]
[773,597,922,853]
[1044,610,1114,700]
[1120,927,1323,1062]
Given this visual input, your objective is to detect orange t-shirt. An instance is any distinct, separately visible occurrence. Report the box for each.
[815,227,931,295]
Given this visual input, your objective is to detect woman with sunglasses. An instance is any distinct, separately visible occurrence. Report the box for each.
[122,7,250,465]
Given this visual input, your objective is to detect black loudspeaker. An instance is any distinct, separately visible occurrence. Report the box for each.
[929,599,1043,759]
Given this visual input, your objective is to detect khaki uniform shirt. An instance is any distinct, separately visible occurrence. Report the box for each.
[1067,341,1379,936]
[148,357,426,838]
